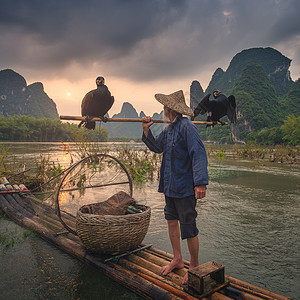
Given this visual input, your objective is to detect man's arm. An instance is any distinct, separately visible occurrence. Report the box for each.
[142,116,154,137]
[141,116,164,153]
[185,122,209,191]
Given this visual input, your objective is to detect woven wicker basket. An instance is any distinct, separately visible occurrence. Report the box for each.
[76,204,151,254]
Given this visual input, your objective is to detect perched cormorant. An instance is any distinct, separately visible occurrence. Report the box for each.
[191,90,236,125]
[78,76,114,130]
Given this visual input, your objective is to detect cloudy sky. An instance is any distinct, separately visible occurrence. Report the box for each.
[1,0,300,117]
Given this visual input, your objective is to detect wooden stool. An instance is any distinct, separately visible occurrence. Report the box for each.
[188,261,226,295]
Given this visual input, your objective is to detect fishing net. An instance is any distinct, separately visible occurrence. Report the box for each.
[55,153,133,234]
[23,153,133,236]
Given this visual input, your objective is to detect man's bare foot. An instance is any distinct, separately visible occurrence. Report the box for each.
[182,272,189,285]
[161,259,184,276]
[182,264,199,285]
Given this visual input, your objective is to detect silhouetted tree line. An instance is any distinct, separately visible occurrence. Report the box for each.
[0,115,108,142]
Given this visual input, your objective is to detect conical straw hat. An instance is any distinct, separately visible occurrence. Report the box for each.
[154,90,194,117]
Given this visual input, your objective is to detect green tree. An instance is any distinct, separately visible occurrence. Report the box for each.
[0,115,108,142]
[281,115,300,145]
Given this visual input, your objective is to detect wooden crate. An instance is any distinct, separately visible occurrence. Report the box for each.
[188,261,226,295]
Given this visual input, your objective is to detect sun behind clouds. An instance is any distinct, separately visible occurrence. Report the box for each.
[67,92,71,96]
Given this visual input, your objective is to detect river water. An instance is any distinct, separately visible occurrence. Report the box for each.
[0,142,299,299]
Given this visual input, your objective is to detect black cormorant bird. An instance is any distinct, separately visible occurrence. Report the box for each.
[191,90,236,126]
[78,76,114,130]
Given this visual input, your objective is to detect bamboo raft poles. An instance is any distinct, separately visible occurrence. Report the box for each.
[0,181,290,300]
[59,115,228,126]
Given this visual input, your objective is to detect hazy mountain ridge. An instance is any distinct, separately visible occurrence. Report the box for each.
[0,69,59,119]
[102,102,164,137]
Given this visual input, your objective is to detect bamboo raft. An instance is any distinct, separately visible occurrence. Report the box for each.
[0,182,290,300]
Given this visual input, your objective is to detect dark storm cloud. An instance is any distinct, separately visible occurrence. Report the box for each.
[1,0,300,82]
[267,0,300,42]
[0,0,186,64]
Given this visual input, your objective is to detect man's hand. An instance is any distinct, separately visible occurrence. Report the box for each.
[142,116,154,137]
[194,185,206,199]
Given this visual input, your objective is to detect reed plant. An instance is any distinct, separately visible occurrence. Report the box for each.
[1,141,299,193]
[0,145,28,183]
[0,226,32,250]
[0,232,15,249]
[0,145,67,190]
[112,145,161,182]
[232,144,300,164]
[70,142,162,182]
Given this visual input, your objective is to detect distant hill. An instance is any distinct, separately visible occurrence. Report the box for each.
[190,80,204,110]
[206,47,293,96]
[0,69,59,119]
[280,79,300,116]
[102,102,141,137]
[101,102,164,138]
[191,47,299,143]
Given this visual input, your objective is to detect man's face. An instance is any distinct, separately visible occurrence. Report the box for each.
[163,105,172,127]
[163,105,171,119]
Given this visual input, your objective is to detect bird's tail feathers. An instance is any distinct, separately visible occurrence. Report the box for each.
[84,121,96,130]
[228,95,236,108]
[78,116,96,130]
[227,95,237,123]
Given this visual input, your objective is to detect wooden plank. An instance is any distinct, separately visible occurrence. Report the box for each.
[189,261,224,278]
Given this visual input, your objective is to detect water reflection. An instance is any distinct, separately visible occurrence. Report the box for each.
[0,222,141,299]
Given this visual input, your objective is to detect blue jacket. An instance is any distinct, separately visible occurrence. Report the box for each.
[142,115,208,198]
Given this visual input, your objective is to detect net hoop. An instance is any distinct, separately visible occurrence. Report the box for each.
[55,153,133,235]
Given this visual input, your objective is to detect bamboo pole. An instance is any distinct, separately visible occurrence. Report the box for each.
[59,115,228,126]
[127,253,184,286]
[138,272,199,300]
[145,246,190,266]
[225,276,290,300]
[138,250,187,277]
[228,283,277,300]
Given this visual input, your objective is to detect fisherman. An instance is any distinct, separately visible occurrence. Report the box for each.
[141,90,208,285]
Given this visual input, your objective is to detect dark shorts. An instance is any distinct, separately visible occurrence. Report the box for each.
[164,195,199,240]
